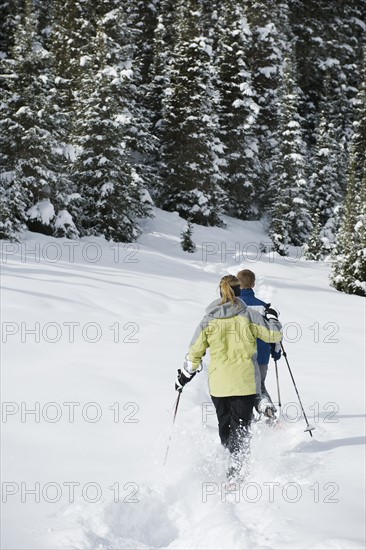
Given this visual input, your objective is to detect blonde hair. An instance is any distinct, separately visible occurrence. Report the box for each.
[219,275,240,304]
[237,269,255,288]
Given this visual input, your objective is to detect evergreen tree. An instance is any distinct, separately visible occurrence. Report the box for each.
[150,0,178,123]
[0,172,28,241]
[331,54,366,296]
[180,220,196,253]
[289,0,365,248]
[243,0,289,207]
[0,0,22,59]
[309,114,341,226]
[216,0,260,219]
[289,0,365,148]
[0,0,69,238]
[34,0,54,48]
[121,0,160,194]
[50,0,94,115]
[315,76,350,196]
[200,0,221,51]
[269,57,311,254]
[45,0,92,236]
[304,209,323,261]
[148,0,178,200]
[331,168,366,297]
[72,11,151,242]
[0,2,23,239]
[128,0,159,86]
[158,0,225,226]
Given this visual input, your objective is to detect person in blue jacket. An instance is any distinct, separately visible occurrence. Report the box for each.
[237,269,281,417]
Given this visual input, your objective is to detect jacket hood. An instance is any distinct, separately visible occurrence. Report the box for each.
[205,298,246,319]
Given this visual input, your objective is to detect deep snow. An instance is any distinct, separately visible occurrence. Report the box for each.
[1,207,365,549]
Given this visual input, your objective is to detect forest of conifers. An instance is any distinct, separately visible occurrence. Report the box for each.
[0,1,365,294]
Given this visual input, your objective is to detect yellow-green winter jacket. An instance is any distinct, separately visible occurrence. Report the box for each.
[187,298,282,397]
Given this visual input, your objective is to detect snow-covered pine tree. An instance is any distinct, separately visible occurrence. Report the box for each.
[0,170,28,241]
[309,114,341,225]
[71,7,151,242]
[127,0,159,86]
[269,57,312,254]
[200,0,220,54]
[34,0,54,47]
[317,76,350,195]
[289,0,365,152]
[0,0,69,238]
[331,52,366,297]
[299,0,366,212]
[288,0,328,141]
[49,0,91,113]
[304,209,323,261]
[243,0,289,208]
[216,0,260,220]
[121,0,160,196]
[0,2,24,239]
[307,104,346,257]
[291,0,365,255]
[0,0,21,59]
[148,0,179,201]
[36,0,94,238]
[150,0,178,119]
[331,170,366,297]
[158,0,225,226]
[180,220,196,253]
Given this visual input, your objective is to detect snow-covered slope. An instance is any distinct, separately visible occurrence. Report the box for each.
[1,207,365,549]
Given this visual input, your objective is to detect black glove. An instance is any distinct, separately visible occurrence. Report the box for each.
[270,343,281,361]
[265,306,280,321]
[175,366,196,392]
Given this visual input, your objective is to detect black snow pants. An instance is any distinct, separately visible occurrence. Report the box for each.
[211,394,256,480]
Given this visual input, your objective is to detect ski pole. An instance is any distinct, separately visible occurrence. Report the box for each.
[280,342,315,438]
[274,360,281,415]
[163,390,182,466]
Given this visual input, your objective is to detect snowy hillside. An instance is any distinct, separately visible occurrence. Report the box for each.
[1,207,365,549]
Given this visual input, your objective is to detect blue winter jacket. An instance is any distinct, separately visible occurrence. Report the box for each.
[240,288,271,365]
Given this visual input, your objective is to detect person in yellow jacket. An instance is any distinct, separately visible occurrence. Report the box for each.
[175,275,282,482]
